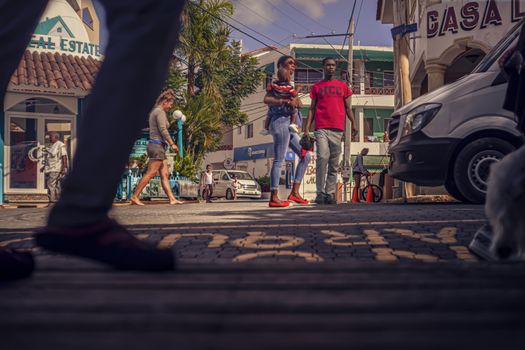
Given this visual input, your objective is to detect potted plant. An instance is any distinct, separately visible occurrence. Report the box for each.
[257,175,271,199]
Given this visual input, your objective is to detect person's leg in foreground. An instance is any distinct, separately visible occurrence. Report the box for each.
[35,0,187,271]
[287,133,311,204]
[314,129,329,204]
[159,160,183,204]
[0,0,49,280]
[269,117,291,207]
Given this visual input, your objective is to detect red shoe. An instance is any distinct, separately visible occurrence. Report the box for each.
[268,200,290,208]
[288,194,310,205]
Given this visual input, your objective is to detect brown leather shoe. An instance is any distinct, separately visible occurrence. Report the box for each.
[36,219,174,271]
[0,249,34,281]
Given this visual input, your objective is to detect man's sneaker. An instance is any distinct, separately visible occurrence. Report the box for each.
[36,219,175,271]
[288,123,299,134]
[259,129,270,136]
[468,224,497,261]
[314,194,326,205]
[325,194,337,205]
[468,224,522,262]
[0,249,34,281]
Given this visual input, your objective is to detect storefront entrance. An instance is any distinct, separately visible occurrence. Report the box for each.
[3,98,75,197]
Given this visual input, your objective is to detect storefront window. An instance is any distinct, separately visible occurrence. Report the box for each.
[9,98,72,115]
[9,117,38,189]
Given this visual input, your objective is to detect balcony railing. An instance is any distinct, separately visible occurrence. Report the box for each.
[295,79,394,96]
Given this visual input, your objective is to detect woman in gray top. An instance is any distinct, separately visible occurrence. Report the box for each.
[131,92,182,205]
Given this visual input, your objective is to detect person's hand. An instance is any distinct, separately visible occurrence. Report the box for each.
[60,167,68,176]
[351,127,358,138]
[498,45,517,68]
[288,97,300,108]
[171,144,179,153]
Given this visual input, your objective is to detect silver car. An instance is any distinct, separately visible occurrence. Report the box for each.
[212,170,261,200]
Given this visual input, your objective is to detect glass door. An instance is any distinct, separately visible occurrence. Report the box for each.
[5,115,74,194]
[7,116,39,191]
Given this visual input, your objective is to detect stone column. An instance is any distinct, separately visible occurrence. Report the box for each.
[425,63,447,92]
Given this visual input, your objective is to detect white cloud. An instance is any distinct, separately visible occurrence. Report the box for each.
[232,0,338,26]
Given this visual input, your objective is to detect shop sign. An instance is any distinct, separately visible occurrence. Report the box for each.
[28,34,101,58]
[223,158,235,170]
[427,0,525,38]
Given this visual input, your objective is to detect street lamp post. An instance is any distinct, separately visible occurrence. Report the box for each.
[173,110,186,158]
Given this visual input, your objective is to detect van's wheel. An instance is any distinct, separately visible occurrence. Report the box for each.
[226,188,234,200]
[444,178,469,203]
[453,137,515,204]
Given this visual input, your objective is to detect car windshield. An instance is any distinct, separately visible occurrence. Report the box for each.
[472,21,522,73]
[227,171,253,180]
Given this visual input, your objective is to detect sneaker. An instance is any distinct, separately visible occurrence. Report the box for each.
[468,224,497,261]
[259,129,270,136]
[35,219,175,271]
[325,194,337,205]
[468,224,522,262]
[314,194,326,205]
[0,249,34,281]
[288,123,299,134]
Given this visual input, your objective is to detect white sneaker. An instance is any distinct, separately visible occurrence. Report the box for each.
[259,129,270,136]
[288,123,299,134]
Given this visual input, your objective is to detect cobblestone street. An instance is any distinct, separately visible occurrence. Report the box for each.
[1,201,525,349]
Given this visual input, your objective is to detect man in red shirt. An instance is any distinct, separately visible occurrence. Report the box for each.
[303,57,358,204]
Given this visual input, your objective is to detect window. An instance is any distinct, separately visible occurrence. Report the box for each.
[237,125,242,135]
[222,173,229,181]
[384,71,394,87]
[364,118,374,142]
[57,27,62,33]
[246,123,253,139]
[294,69,323,84]
[82,8,94,30]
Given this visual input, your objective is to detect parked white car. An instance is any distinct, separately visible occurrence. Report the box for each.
[211,170,262,200]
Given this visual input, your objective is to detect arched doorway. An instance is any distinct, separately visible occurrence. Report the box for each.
[4,97,76,195]
[445,48,486,84]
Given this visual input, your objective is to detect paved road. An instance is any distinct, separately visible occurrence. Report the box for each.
[1,201,525,349]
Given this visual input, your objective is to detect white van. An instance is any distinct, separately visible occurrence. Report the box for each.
[388,22,524,204]
[211,170,262,200]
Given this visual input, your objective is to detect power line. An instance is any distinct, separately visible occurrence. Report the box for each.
[234,0,295,36]
[281,0,334,32]
[263,0,313,33]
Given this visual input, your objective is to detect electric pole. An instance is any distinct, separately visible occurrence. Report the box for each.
[342,18,354,203]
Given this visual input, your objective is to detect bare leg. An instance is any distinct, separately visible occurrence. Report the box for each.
[290,182,305,199]
[270,189,284,204]
[159,160,182,204]
[131,160,162,205]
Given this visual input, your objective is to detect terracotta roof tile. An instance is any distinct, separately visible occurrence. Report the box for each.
[10,50,101,92]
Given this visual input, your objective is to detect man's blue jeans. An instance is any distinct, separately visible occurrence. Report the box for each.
[269,116,311,191]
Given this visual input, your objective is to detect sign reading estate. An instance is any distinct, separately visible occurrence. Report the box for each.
[29,34,101,58]
[427,0,525,38]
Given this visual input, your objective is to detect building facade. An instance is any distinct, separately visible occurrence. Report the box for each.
[1,0,101,203]
[378,0,525,98]
[204,43,395,199]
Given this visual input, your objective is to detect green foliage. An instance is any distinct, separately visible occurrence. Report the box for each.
[172,153,199,179]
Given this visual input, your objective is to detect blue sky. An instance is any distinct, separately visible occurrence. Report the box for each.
[230,0,393,51]
[94,0,393,52]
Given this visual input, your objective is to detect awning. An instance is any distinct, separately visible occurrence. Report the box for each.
[293,48,393,62]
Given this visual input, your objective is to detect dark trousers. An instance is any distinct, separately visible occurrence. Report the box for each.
[0,0,186,227]
[203,185,214,202]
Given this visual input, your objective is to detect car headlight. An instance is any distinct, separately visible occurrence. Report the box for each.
[401,104,441,137]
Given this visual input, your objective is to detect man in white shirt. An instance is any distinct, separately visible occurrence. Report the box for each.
[43,132,68,203]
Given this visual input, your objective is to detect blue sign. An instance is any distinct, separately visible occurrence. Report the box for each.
[391,23,418,38]
[234,143,274,161]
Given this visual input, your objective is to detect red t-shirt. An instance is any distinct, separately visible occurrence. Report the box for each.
[310,79,352,131]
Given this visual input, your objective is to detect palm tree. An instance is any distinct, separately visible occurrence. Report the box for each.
[179,0,233,99]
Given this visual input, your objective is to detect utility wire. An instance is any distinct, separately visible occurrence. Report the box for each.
[234,0,295,36]
[281,0,334,32]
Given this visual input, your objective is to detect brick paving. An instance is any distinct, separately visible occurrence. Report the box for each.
[1,201,525,350]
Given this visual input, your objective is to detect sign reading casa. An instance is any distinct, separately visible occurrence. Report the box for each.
[28,34,101,58]
[427,0,525,38]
